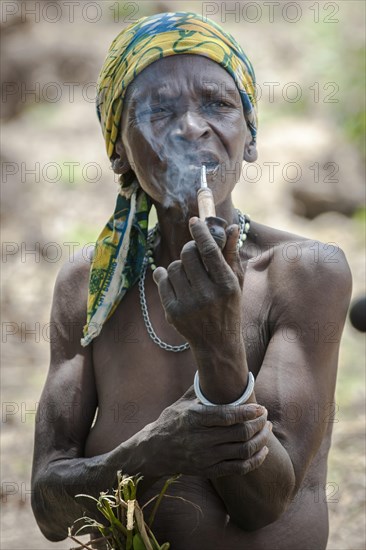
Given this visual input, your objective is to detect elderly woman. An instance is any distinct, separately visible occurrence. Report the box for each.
[31,12,351,550]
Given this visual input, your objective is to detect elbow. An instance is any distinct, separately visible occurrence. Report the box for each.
[31,476,68,542]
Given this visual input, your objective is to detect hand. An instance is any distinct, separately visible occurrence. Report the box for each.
[153,218,245,347]
[146,387,271,479]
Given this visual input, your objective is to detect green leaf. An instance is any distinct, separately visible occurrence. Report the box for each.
[70,472,175,550]
[133,532,148,550]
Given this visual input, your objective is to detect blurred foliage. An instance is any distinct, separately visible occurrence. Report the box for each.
[58,160,85,188]
[297,7,365,160]
[352,207,366,224]
[242,2,365,162]
[63,222,100,245]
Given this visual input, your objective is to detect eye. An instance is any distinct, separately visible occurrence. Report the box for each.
[205,99,235,111]
[136,105,171,123]
[213,100,230,107]
[150,106,166,114]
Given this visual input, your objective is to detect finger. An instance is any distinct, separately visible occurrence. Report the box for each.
[217,421,272,461]
[207,446,269,478]
[166,260,191,294]
[223,224,244,287]
[212,413,268,444]
[197,403,266,427]
[188,217,229,280]
[180,241,210,288]
[153,267,177,310]
[180,385,196,401]
[152,266,167,285]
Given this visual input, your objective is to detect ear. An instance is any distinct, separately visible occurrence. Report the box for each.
[111,139,131,174]
[243,135,258,163]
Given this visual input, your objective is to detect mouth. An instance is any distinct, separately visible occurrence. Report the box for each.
[186,152,221,175]
[204,162,220,176]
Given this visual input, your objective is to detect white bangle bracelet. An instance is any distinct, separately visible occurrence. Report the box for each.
[194,371,255,407]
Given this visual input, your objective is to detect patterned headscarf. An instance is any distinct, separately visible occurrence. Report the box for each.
[81,11,257,346]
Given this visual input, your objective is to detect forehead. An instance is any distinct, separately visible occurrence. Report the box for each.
[125,54,239,102]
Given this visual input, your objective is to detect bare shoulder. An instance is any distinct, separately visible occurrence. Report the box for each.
[249,221,352,318]
[52,247,93,323]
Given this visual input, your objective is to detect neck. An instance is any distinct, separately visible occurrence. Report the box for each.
[153,197,238,267]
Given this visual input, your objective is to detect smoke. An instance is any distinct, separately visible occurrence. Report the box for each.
[128,85,218,219]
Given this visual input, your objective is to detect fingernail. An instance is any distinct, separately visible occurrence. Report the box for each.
[267,421,273,432]
[246,404,262,412]
[152,268,162,284]
[189,217,198,225]
[246,404,264,416]
[256,405,266,416]
[228,225,239,236]
[263,446,269,456]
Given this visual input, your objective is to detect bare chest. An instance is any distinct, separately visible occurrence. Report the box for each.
[85,262,330,549]
[88,265,270,450]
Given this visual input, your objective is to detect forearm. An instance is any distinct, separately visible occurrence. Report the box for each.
[211,432,296,530]
[32,424,160,541]
[192,342,295,529]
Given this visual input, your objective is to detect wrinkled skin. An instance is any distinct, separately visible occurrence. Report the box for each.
[31,55,352,550]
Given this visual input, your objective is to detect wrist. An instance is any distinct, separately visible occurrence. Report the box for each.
[109,422,163,479]
[192,348,250,405]
[133,422,165,478]
[191,329,246,362]
[194,371,255,406]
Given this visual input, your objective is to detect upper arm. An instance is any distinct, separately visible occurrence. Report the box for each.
[32,253,97,478]
[255,243,352,489]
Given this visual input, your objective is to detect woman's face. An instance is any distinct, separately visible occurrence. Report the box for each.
[120,54,250,216]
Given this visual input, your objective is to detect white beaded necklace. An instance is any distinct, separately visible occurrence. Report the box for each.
[138,211,250,352]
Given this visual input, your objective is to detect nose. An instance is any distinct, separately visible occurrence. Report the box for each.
[171,110,210,142]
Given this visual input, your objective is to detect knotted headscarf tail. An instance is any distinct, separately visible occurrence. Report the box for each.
[81,11,258,346]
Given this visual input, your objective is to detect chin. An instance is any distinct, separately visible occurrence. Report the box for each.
[156,189,199,220]
[171,202,200,222]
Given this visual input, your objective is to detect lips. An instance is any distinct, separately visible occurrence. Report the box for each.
[204,163,220,175]
[185,151,221,173]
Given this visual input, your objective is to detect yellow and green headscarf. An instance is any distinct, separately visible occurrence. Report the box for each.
[81,11,257,346]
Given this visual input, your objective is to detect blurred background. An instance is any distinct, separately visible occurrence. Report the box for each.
[1,1,365,548]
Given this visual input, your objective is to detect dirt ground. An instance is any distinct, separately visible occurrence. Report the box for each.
[1,1,365,549]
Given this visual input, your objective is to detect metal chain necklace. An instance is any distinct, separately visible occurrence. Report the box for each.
[138,211,251,353]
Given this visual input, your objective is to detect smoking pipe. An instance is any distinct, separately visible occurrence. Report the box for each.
[197,165,227,250]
